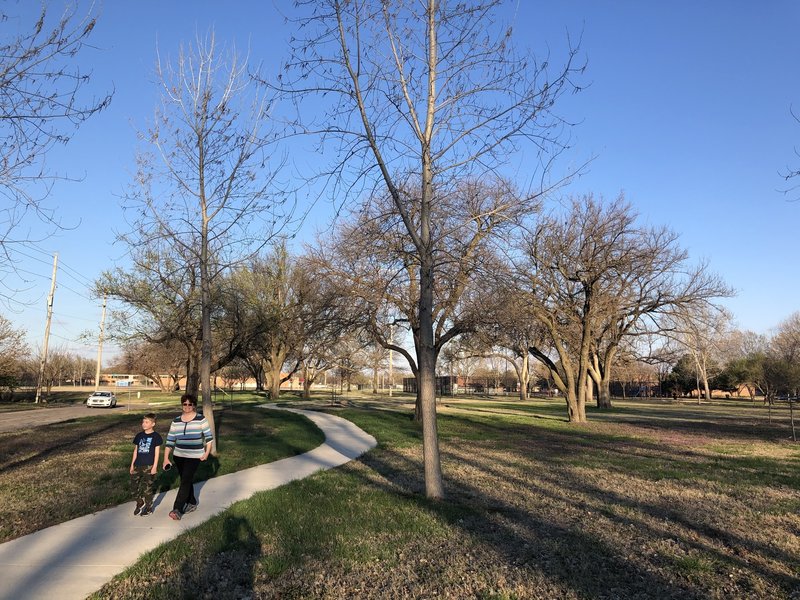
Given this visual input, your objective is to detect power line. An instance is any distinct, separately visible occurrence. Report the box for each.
[12,248,55,268]
[56,280,93,301]
[59,261,95,287]
[20,241,100,287]
[51,310,102,324]
[13,267,51,282]
[18,243,53,258]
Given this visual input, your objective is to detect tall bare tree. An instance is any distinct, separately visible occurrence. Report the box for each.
[122,32,293,451]
[285,0,581,498]
[0,2,111,287]
[508,195,730,420]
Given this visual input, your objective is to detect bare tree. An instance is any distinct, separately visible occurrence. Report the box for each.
[582,200,732,408]
[669,305,732,403]
[312,179,517,422]
[0,314,29,392]
[120,339,186,393]
[510,196,623,422]
[0,3,111,284]
[231,246,305,401]
[122,32,293,452]
[508,195,730,420]
[98,241,204,394]
[284,0,582,499]
[470,284,550,402]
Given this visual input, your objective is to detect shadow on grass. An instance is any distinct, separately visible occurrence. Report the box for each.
[350,444,701,599]
[433,431,799,595]
[163,515,260,598]
[346,409,799,598]
[0,419,127,474]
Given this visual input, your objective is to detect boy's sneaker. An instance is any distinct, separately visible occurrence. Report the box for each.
[140,505,153,517]
[168,510,182,521]
[183,503,198,514]
[133,501,144,516]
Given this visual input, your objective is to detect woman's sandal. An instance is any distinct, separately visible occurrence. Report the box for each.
[168,510,182,521]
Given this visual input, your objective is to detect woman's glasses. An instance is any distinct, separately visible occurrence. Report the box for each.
[182,402,194,406]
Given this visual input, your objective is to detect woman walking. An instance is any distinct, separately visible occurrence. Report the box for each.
[162,393,213,521]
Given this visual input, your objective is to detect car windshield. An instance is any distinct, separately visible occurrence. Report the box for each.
[93,392,110,397]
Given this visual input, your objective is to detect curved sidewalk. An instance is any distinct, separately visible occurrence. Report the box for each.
[0,405,376,600]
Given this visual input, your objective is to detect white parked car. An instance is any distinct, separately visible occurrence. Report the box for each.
[86,391,117,408]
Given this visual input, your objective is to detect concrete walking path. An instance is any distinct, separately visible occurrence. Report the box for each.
[0,405,376,600]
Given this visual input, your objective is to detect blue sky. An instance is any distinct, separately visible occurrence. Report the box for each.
[3,1,800,362]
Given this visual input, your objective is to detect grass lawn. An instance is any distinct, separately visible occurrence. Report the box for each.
[88,396,800,600]
[0,403,324,543]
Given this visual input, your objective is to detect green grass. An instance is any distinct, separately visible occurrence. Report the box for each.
[0,405,324,543]
[672,554,716,574]
[72,399,800,598]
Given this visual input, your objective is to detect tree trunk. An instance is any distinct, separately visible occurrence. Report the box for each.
[269,368,281,400]
[417,341,443,498]
[200,219,217,455]
[695,371,701,405]
[591,348,614,409]
[565,389,586,422]
[254,363,264,391]
[597,377,613,409]
[417,251,444,499]
[517,353,529,402]
[302,364,314,400]
[185,350,200,398]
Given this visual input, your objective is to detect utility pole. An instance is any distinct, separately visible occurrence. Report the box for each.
[35,253,58,404]
[95,295,107,391]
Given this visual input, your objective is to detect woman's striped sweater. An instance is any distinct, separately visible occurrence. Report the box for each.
[166,414,213,458]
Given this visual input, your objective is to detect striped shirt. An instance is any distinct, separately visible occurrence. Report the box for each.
[166,414,213,459]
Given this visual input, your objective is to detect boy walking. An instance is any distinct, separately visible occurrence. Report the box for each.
[130,413,163,516]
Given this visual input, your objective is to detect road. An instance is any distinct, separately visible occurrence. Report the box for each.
[0,405,129,433]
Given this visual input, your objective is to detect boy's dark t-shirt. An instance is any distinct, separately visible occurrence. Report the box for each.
[133,431,164,466]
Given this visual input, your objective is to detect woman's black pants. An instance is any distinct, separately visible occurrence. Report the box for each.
[172,455,200,512]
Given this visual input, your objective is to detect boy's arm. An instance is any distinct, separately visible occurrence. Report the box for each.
[151,446,161,475]
[130,446,138,474]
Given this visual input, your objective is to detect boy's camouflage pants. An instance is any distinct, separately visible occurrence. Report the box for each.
[130,465,155,506]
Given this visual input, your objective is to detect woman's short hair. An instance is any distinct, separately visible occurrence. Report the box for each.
[180,393,198,406]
